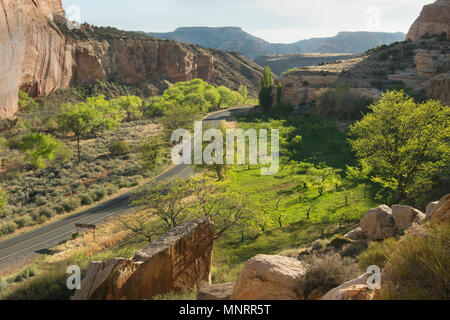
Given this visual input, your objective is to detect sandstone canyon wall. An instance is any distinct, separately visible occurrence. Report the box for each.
[406,0,450,41]
[0,0,263,118]
[0,0,71,117]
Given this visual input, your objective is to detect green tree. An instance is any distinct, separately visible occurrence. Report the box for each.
[307,163,342,196]
[276,82,283,106]
[0,188,9,216]
[57,103,106,161]
[112,95,143,122]
[217,86,236,109]
[259,66,274,111]
[143,96,172,118]
[161,105,201,138]
[131,178,193,232]
[349,91,450,200]
[138,136,164,171]
[204,89,221,111]
[18,91,39,112]
[238,85,248,103]
[19,133,61,169]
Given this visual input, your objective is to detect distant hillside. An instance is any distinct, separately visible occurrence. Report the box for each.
[254,53,355,75]
[294,31,406,54]
[147,27,301,59]
[147,27,406,59]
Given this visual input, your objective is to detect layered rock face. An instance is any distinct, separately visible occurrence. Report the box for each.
[0,0,71,117]
[0,0,263,118]
[72,218,215,300]
[406,0,450,41]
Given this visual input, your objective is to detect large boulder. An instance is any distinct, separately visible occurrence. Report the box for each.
[231,255,307,300]
[360,205,398,240]
[72,218,215,300]
[406,0,450,41]
[321,273,378,300]
[427,194,450,223]
[197,283,234,300]
[391,205,425,231]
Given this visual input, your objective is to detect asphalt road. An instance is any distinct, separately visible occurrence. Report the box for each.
[0,106,255,270]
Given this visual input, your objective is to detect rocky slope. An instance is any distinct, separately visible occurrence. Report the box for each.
[293,32,405,54]
[254,53,355,75]
[148,27,405,59]
[0,0,263,118]
[280,36,450,107]
[406,0,450,41]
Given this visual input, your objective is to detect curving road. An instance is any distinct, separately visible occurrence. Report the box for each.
[0,106,255,271]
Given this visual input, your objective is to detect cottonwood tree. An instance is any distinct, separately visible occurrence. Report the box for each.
[238,85,248,103]
[307,163,342,197]
[349,90,449,201]
[19,133,61,169]
[131,178,193,232]
[112,95,143,122]
[259,66,274,111]
[138,136,164,171]
[161,105,201,138]
[189,177,249,240]
[57,102,115,161]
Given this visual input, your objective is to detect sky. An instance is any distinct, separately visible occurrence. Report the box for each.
[61,0,433,43]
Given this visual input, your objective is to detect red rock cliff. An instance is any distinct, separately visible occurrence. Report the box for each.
[0,0,263,118]
[406,0,450,41]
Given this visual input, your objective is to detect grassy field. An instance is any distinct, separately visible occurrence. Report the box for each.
[211,112,378,283]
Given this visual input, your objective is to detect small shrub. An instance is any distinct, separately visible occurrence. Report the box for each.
[311,239,328,251]
[0,222,18,236]
[109,139,130,156]
[80,193,94,205]
[53,205,65,215]
[52,143,73,165]
[357,238,396,271]
[39,207,54,219]
[15,215,33,228]
[36,215,48,224]
[4,267,75,300]
[327,234,354,250]
[104,183,118,196]
[62,198,81,212]
[296,252,360,299]
[91,189,106,202]
[381,223,450,300]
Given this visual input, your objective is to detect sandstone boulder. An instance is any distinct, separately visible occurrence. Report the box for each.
[344,227,366,240]
[360,205,398,240]
[406,0,450,41]
[391,205,425,231]
[231,255,306,300]
[197,283,234,300]
[321,273,377,300]
[428,194,450,223]
[426,201,440,218]
[72,218,215,300]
